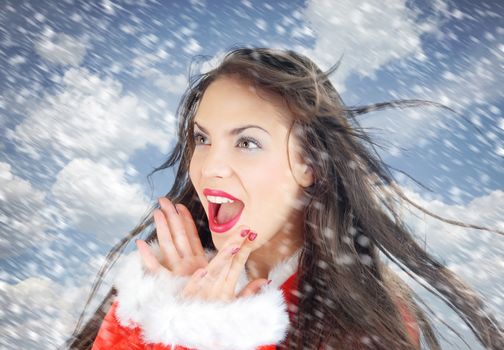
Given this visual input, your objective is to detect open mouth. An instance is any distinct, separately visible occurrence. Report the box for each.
[208,200,245,233]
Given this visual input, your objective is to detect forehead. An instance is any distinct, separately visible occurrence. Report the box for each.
[194,75,292,127]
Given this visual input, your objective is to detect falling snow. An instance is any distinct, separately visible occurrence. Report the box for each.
[0,0,503,349]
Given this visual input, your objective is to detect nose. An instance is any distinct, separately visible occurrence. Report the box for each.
[200,146,233,179]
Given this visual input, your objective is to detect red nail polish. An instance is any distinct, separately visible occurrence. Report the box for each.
[248,232,257,241]
[241,229,250,237]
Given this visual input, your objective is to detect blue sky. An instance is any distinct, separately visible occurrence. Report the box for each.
[1,0,503,348]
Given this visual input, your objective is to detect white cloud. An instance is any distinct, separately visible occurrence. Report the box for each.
[358,48,503,147]
[1,253,115,350]
[300,0,437,92]
[128,46,189,95]
[7,67,175,163]
[1,277,77,348]
[151,72,189,95]
[131,48,169,72]
[427,51,502,110]
[51,158,151,243]
[395,186,504,324]
[399,187,503,255]
[0,162,54,259]
[102,0,116,15]
[184,38,202,55]
[297,0,502,148]
[34,32,87,66]
[381,186,504,348]
[8,55,27,66]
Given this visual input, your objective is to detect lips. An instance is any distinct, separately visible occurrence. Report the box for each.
[203,188,240,201]
[203,188,244,234]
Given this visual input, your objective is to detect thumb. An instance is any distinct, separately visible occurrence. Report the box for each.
[237,278,271,298]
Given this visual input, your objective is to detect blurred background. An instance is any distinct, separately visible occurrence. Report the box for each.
[0,0,502,349]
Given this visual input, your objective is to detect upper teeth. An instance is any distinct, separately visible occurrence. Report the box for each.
[207,195,234,204]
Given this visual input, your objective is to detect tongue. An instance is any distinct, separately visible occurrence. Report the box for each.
[216,201,244,224]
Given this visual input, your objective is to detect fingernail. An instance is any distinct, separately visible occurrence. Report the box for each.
[267,279,272,285]
[231,247,241,255]
[199,270,208,278]
[248,232,257,241]
[240,229,250,237]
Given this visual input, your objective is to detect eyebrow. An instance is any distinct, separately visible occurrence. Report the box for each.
[194,121,271,136]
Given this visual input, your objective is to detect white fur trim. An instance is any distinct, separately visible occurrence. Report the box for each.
[113,241,302,350]
[266,248,302,290]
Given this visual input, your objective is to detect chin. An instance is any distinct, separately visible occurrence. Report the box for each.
[210,232,227,250]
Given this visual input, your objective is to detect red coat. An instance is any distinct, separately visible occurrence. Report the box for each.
[92,243,418,349]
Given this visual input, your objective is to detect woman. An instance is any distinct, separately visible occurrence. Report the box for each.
[66,47,503,349]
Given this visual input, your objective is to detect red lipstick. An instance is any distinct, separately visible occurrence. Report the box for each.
[203,188,240,201]
[203,188,244,234]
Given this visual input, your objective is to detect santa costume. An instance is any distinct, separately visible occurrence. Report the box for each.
[92,241,418,349]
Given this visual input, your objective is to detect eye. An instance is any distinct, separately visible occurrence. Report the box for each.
[193,132,261,150]
[193,132,208,145]
[237,136,261,150]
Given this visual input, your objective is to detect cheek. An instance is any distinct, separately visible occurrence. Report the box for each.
[245,162,297,228]
[188,156,205,208]
[245,160,286,196]
[189,154,201,184]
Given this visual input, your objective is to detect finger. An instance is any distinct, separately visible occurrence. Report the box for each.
[221,224,253,249]
[197,255,237,302]
[159,198,193,258]
[194,228,250,299]
[190,242,246,301]
[237,279,270,298]
[183,268,208,294]
[211,225,252,292]
[208,248,243,300]
[153,209,181,268]
[136,239,162,274]
[204,224,250,272]
[201,244,241,290]
[190,267,209,283]
[223,237,256,296]
[206,240,254,301]
[175,203,205,256]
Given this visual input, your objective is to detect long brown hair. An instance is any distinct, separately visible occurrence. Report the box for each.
[65,47,504,349]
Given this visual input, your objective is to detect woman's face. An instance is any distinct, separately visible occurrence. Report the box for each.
[189,75,310,251]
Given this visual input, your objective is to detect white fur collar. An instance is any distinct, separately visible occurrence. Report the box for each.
[113,241,301,350]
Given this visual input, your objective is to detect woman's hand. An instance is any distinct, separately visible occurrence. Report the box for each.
[180,226,270,301]
[136,197,268,300]
[136,197,208,277]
